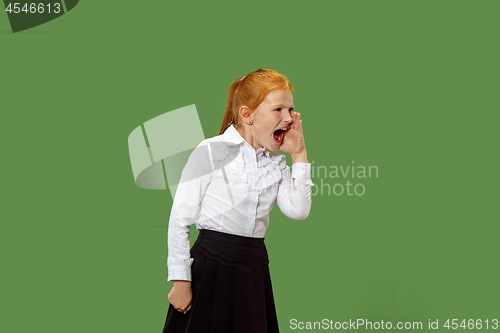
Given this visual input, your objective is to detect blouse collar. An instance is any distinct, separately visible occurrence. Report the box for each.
[223,124,270,158]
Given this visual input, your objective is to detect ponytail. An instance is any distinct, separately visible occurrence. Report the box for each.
[218,78,243,135]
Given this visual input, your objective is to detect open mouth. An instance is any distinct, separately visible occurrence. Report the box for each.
[273,128,287,144]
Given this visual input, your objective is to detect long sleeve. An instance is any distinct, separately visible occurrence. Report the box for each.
[167,142,213,281]
[276,162,314,220]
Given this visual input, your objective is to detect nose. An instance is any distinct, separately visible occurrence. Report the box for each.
[283,112,293,124]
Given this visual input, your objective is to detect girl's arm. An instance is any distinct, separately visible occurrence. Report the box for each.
[276,112,314,219]
[276,160,314,220]
[167,141,213,282]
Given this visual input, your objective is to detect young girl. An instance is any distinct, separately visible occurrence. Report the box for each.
[162,69,314,333]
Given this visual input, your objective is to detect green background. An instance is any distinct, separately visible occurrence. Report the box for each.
[1,1,498,332]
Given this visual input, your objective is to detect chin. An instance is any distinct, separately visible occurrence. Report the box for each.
[268,142,280,152]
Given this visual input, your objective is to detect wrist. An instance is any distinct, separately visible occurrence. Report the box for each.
[291,150,307,163]
[173,280,191,286]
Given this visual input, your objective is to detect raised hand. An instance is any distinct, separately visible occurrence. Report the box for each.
[279,112,307,163]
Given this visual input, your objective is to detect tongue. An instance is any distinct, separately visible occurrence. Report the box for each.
[274,129,283,142]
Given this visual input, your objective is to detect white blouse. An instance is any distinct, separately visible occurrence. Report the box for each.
[167,124,314,281]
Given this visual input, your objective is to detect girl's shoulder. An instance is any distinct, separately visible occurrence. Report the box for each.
[199,131,230,148]
[192,133,229,157]
[201,134,240,168]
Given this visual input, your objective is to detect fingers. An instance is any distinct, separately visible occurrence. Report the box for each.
[291,112,298,129]
[292,112,302,128]
[291,112,302,131]
[172,304,184,312]
[172,302,192,314]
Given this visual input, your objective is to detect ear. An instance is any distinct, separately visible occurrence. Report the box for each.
[239,106,253,124]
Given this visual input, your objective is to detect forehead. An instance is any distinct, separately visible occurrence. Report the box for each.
[262,88,294,106]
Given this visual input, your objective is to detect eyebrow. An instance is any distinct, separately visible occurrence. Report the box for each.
[271,104,294,108]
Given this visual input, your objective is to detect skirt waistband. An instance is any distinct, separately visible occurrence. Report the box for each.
[198,229,265,248]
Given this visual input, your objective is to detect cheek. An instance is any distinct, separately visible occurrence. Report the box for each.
[254,127,272,145]
[262,124,274,137]
[257,127,271,141]
[256,121,272,132]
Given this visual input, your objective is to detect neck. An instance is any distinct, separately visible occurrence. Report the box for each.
[236,125,264,152]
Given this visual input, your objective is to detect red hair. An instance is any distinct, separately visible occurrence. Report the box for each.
[218,69,293,135]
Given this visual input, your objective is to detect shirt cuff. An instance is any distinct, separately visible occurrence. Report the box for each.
[291,163,315,187]
[167,258,194,282]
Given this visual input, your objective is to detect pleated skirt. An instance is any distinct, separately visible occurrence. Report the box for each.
[162,229,280,333]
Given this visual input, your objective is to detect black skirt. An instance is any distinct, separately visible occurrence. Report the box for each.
[162,229,279,333]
